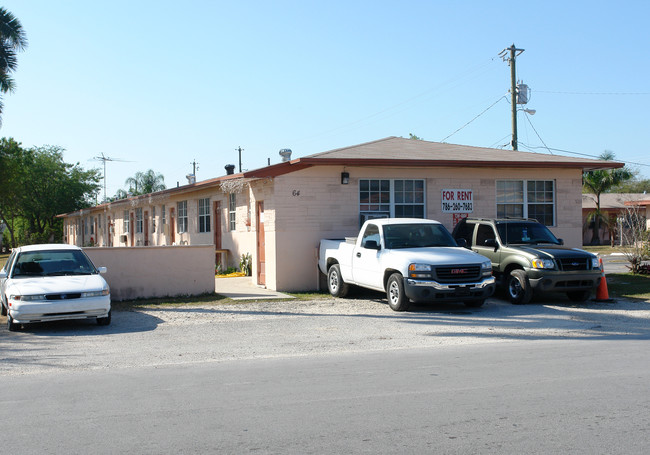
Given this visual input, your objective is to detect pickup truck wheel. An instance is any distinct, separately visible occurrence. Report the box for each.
[567,290,592,302]
[387,273,410,312]
[327,264,349,298]
[507,269,532,304]
[464,299,485,308]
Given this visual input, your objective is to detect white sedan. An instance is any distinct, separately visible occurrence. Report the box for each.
[0,244,111,331]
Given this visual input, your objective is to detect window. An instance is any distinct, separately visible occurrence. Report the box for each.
[135,208,143,233]
[198,198,211,233]
[161,205,166,226]
[177,201,188,233]
[496,180,555,225]
[123,210,130,233]
[359,179,425,226]
[229,193,236,231]
[152,207,156,233]
[361,223,381,248]
[90,217,95,235]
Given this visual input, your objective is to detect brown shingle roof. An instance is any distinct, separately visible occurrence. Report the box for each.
[248,137,623,178]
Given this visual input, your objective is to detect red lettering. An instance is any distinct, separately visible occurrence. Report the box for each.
[443,191,454,201]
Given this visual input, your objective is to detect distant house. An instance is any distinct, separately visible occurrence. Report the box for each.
[59,137,622,292]
[582,193,649,245]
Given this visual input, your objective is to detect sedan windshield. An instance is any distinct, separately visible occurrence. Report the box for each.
[383,224,457,249]
[11,250,97,278]
[496,222,560,245]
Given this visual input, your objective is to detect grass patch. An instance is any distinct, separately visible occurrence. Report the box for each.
[606,273,650,300]
[111,293,229,310]
[582,245,626,255]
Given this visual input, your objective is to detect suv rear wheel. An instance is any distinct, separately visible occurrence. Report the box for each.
[507,269,532,304]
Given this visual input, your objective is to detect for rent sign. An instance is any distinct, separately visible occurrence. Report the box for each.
[441,189,474,213]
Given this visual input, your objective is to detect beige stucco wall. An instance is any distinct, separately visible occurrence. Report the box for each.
[264,165,584,291]
[66,163,586,294]
[84,245,216,301]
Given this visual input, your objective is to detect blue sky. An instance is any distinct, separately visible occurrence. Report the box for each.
[2,0,649,198]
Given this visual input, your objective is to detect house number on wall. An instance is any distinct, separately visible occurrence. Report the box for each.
[292,190,300,196]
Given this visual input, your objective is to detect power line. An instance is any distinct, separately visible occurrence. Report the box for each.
[534,90,650,96]
[521,111,553,154]
[523,145,650,169]
[440,96,506,143]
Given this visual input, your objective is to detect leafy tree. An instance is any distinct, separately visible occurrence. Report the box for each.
[123,169,166,196]
[0,7,27,124]
[409,133,423,140]
[612,178,650,193]
[0,137,23,245]
[582,151,634,245]
[0,139,100,246]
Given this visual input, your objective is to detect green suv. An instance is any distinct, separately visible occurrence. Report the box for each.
[452,218,602,304]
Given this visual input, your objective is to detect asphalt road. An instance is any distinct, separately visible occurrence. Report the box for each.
[2,340,649,454]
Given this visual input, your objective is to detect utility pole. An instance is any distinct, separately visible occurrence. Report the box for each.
[499,44,524,150]
[236,146,244,173]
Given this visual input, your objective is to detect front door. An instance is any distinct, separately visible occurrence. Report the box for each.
[213,201,221,249]
[170,208,175,245]
[144,211,149,246]
[256,202,265,286]
[129,212,135,246]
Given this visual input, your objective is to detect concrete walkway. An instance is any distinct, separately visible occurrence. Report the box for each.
[214,276,294,300]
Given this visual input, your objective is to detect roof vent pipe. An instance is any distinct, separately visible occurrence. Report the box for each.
[225,164,235,175]
[279,149,292,162]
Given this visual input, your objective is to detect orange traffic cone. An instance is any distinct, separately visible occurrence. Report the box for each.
[594,257,614,302]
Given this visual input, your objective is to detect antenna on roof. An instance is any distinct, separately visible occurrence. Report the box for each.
[91,153,133,202]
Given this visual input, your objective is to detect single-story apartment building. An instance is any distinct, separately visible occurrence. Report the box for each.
[59,137,622,292]
[582,193,650,245]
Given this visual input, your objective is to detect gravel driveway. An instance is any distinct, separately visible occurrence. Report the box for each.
[2,294,649,377]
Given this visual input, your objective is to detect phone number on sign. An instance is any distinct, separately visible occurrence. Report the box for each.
[442,202,473,212]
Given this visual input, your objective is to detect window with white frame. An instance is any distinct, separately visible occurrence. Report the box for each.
[123,210,130,233]
[359,179,425,226]
[177,201,188,233]
[198,198,211,233]
[152,206,156,233]
[496,180,555,226]
[229,193,236,231]
[161,205,166,226]
[135,208,143,233]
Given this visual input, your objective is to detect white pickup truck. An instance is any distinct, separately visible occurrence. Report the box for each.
[318,218,495,311]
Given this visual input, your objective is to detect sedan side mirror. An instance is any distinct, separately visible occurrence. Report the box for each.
[97,267,107,274]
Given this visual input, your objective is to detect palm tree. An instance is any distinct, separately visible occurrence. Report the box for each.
[124,169,166,195]
[0,7,27,125]
[583,151,634,245]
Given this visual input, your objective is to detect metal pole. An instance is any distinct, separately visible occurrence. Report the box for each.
[510,45,518,151]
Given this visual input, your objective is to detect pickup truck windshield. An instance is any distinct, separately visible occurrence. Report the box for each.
[383,223,457,249]
[496,222,560,245]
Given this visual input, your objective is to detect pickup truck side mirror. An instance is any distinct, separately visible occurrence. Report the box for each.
[557,238,564,245]
[364,240,381,250]
[484,239,498,248]
[455,238,467,248]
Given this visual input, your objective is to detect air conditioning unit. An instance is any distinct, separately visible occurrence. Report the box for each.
[120,234,128,243]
